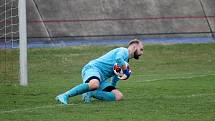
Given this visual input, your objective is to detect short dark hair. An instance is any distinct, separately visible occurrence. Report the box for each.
[128,39,141,46]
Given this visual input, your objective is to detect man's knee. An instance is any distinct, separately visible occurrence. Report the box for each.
[88,79,100,90]
[112,89,123,101]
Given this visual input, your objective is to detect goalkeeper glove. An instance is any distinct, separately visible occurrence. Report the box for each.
[119,69,131,80]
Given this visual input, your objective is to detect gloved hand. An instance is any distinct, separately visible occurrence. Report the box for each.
[118,68,131,80]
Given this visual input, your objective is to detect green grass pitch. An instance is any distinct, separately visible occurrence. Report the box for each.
[0,43,215,121]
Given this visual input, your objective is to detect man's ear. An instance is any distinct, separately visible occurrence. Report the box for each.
[134,44,138,51]
[133,44,136,50]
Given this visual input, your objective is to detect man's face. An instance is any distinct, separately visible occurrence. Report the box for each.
[134,43,144,60]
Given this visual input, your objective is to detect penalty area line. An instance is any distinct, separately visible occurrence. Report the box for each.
[0,104,77,114]
[136,73,215,83]
[164,93,215,99]
[135,72,215,77]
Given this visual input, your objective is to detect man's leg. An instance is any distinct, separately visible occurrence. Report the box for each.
[91,90,116,101]
[83,81,123,103]
[56,77,100,104]
[56,65,101,105]
[92,88,123,101]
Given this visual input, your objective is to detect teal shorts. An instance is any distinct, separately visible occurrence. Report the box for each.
[82,65,116,91]
[82,65,102,83]
[98,81,114,91]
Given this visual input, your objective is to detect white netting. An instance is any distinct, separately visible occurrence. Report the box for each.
[0,0,19,83]
[0,0,19,48]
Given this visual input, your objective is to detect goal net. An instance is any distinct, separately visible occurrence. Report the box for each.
[0,0,27,85]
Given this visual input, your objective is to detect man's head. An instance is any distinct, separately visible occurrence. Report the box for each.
[128,39,144,60]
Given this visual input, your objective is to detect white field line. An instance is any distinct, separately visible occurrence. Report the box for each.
[0,104,76,114]
[1,93,215,114]
[162,93,215,99]
[135,73,215,83]
[1,73,214,114]
[135,72,215,77]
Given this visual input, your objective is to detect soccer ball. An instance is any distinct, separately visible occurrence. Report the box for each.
[113,62,130,77]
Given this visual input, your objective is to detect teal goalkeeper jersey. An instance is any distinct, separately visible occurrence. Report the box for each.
[86,47,129,80]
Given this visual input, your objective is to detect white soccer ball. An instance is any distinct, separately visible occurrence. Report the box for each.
[113,62,130,77]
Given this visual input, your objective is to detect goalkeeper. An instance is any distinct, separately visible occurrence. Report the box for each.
[56,39,144,104]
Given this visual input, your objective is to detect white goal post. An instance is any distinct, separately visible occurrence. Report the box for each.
[18,0,28,86]
[1,0,28,86]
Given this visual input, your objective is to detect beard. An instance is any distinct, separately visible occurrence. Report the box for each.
[134,50,140,60]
